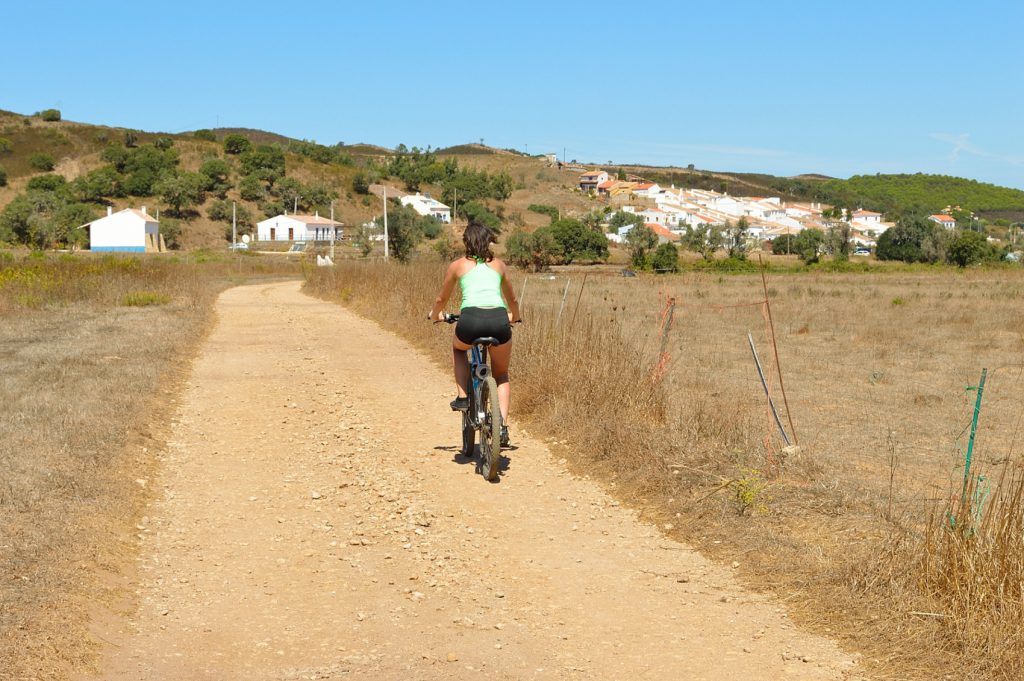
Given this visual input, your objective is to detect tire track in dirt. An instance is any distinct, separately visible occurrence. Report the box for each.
[88,281,863,680]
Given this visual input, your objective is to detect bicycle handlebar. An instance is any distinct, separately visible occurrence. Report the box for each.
[429,312,521,325]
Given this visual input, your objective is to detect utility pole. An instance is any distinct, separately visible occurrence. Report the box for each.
[232,201,237,248]
[453,188,457,226]
[293,196,299,214]
[330,201,335,259]
[383,186,389,261]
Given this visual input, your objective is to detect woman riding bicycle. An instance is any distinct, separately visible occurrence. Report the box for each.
[428,219,521,446]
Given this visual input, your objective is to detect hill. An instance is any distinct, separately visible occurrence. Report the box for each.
[772,173,1024,219]
[3,109,1023,251]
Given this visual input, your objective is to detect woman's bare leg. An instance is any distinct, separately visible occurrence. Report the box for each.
[489,340,512,421]
[453,338,471,398]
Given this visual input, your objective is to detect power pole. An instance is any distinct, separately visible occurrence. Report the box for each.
[383,186,389,261]
[330,201,335,260]
[232,201,237,248]
[293,196,299,213]
[453,188,457,226]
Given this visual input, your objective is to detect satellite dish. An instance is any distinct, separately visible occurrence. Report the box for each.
[241,234,251,244]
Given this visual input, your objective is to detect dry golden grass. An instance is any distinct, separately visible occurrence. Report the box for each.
[305,258,1024,680]
[0,251,302,679]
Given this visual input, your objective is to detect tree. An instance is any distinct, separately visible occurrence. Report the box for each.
[725,217,750,259]
[549,218,609,263]
[239,174,264,201]
[240,145,285,186]
[198,158,233,198]
[947,230,992,267]
[160,217,182,250]
[352,171,371,195]
[793,228,825,264]
[155,171,206,216]
[193,129,217,142]
[208,200,254,239]
[29,152,56,171]
[624,224,658,269]
[153,136,174,150]
[0,165,6,188]
[223,134,252,155]
[461,201,501,232]
[73,166,121,202]
[770,234,797,255]
[608,210,645,230]
[27,174,67,192]
[682,223,724,260]
[823,206,851,261]
[38,109,61,122]
[352,224,374,257]
[0,137,11,153]
[505,227,561,272]
[650,242,679,273]
[876,214,945,263]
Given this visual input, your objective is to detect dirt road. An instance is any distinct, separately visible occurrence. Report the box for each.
[89,281,860,680]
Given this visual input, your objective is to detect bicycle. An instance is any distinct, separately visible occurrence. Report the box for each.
[435,313,503,481]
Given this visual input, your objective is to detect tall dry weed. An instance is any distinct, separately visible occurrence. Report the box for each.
[305,258,1024,680]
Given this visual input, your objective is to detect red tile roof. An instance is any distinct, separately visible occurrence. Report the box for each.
[646,223,680,241]
[597,180,616,189]
[929,214,955,222]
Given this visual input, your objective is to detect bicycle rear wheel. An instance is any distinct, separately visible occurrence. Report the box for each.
[460,409,475,457]
[478,376,502,481]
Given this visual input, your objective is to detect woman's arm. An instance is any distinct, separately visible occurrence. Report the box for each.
[496,260,521,323]
[428,261,459,320]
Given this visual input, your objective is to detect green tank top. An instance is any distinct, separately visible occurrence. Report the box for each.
[459,260,506,309]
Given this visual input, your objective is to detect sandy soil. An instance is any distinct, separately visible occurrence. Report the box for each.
[86,281,863,680]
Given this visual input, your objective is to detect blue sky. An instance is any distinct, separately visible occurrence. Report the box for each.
[4,0,1023,188]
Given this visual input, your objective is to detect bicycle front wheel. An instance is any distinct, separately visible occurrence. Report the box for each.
[478,376,502,481]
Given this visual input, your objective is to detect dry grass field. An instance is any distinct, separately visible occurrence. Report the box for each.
[305,258,1024,680]
[0,251,301,679]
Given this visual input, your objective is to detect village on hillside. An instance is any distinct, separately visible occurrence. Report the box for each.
[577,169,962,251]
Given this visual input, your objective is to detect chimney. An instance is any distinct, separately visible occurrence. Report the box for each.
[107,206,113,217]
[141,206,147,216]
[315,210,319,218]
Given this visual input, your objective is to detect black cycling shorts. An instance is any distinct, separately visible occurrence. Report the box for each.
[456,307,512,345]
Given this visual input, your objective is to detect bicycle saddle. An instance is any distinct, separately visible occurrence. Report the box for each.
[473,337,500,347]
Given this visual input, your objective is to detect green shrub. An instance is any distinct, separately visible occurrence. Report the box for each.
[38,109,61,122]
[0,165,6,188]
[121,291,171,307]
[223,134,252,155]
[29,152,56,171]
[0,137,11,153]
[193,129,217,142]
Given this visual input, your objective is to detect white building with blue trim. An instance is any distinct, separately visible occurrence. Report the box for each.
[85,206,163,252]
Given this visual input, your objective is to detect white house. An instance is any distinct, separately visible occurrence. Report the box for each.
[256,213,343,242]
[85,206,163,253]
[851,209,882,226]
[631,182,663,199]
[400,193,452,223]
[578,170,609,193]
[928,214,957,230]
[638,207,679,228]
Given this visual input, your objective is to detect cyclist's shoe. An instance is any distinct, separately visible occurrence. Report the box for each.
[500,425,510,448]
[450,396,469,412]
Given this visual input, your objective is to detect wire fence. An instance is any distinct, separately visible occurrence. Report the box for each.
[517,266,1024,516]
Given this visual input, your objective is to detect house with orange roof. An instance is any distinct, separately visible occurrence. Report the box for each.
[928,214,957,230]
[631,182,662,199]
[646,222,681,243]
[578,170,609,193]
[850,209,882,226]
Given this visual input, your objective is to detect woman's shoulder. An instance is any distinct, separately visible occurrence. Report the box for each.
[489,257,508,273]
[448,256,473,275]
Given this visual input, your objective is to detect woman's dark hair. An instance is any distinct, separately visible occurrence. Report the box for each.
[463,219,496,261]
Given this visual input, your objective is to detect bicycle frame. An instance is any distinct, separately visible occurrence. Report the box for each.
[466,343,489,426]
